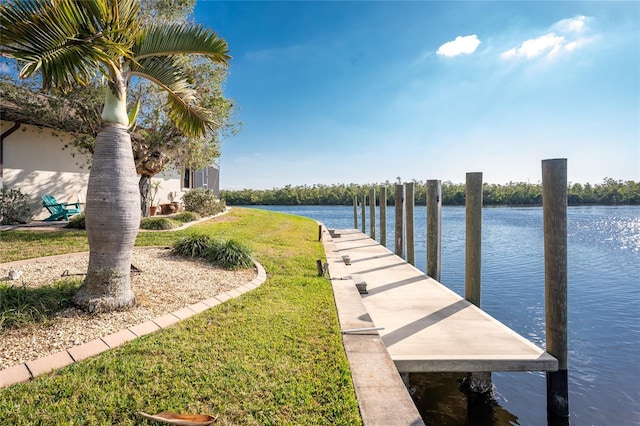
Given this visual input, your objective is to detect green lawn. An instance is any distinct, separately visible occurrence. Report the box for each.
[0,208,362,425]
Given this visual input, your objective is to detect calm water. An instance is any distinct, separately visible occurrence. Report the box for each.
[246,205,640,425]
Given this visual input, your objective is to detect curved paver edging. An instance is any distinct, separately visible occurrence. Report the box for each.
[0,255,267,389]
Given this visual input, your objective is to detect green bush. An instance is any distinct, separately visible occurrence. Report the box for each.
[206,239,254,270]
[0,187,32,225]
[172,211,201,223]
[182,188,226,217]
[65,212,86,229]
[172,234,212,258]
[140,217,179,230]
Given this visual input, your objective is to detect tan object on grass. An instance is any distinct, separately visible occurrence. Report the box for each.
[137,411,216,425]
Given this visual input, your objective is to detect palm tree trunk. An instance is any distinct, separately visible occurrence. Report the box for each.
[73,123,140,312]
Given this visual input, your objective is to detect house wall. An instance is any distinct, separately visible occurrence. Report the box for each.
[1,120,200,221]
[2,121,90,220]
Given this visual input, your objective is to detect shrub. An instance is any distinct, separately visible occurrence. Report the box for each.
[140,217,178,230]
[172,211,201,223]
[0,187,32,225]
[65,213,86,229]
[206,239,254,270]
[172,234,212,258]
[182,188,226,217]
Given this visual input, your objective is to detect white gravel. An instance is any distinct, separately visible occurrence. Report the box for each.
[0,248,256,370]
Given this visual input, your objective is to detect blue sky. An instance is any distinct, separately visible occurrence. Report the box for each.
[196,1,639,190]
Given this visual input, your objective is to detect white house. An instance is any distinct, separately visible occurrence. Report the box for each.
[1,119,219,221]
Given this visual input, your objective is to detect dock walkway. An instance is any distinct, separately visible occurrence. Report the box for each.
[325,228,557,374]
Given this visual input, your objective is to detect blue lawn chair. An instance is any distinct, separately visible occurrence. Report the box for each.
[41,195,82,221]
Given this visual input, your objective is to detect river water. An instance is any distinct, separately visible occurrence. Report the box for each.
[245,205,640,425]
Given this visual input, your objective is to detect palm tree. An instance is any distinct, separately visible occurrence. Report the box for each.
[0,0,230,312]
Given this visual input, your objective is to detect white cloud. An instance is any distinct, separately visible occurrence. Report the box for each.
[553,16,588,33]
[501,16,593,61]
[437,35,481,57]
[501,33,565,60]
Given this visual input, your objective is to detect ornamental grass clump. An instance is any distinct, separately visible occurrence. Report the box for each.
[140,217,179,230]
[206,239,254,270]
[172,234,212,258]
[0,279,81,331]
[171,234,253,270]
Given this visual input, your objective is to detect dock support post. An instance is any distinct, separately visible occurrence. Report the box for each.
[370,187,376,240]
[542,159,569,421]
[353,196,358,229]
[405,182,415,265]
[361,194,366,234]
[394,184,404,257]
[465,172,483,306]
[380,186,387,247]
[426,180,442,281]
[462,172,492,401]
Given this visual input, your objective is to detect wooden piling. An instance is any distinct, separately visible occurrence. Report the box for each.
[542,159,569,420]
[353,196,358,229]
[394,184,404,257]
[361,194,366,234]
[464,172,492,398]
[405,182,415,265]
[465,172,483,307]
[370,187,376,240]
[426,180,442,281]
[380,186,387,247]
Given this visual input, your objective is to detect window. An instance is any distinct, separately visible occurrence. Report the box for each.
[182,168,194,189]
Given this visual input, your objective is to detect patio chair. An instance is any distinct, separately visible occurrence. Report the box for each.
[41,195,82,221]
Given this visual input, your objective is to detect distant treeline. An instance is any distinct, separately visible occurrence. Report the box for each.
[221,178,640,206]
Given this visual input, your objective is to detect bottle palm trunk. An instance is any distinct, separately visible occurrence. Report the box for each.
[72,123,140,312]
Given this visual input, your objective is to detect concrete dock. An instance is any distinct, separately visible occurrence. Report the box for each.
[325,228,558,374]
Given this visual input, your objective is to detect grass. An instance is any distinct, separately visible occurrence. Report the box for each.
[0,208,362,425]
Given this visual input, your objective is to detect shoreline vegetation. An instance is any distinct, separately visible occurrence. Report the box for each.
[221,178,640,206]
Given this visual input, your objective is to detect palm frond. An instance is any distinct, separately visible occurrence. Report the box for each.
[0,0,140,90]
[134,23,230,64]
[130,55,216,138]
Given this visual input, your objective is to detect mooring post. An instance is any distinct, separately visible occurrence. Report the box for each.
[353,195,358,229]
[361,193,366,234]
[463,172,492,398]
[426,180,442,281]
[542,158,569,421]
[465,172,483,306]
[380,186,387,247]
[369,187,376,240]
[405,182,415,266]
[394,184,404,257]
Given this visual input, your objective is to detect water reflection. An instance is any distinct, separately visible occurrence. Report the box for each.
[409,373,520,426]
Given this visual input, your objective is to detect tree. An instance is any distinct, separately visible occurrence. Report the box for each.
[133,58,238,216]
[1,0,238,218]
[1,0,230,312]
[133,0,238,217]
